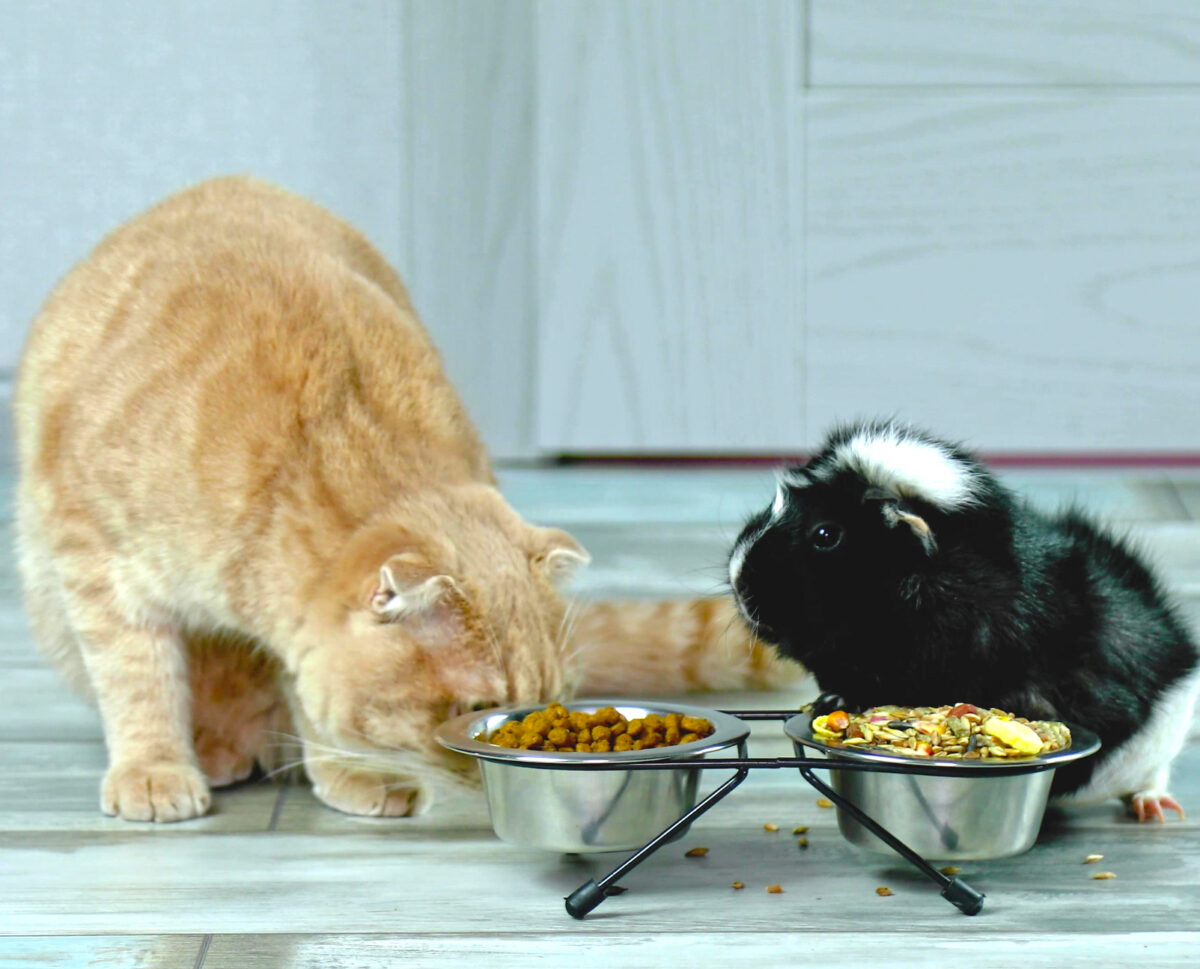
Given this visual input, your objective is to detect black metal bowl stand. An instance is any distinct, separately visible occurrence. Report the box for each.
[559,709,1059,920]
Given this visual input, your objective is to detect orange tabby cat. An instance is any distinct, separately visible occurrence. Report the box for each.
[15,177,800,822]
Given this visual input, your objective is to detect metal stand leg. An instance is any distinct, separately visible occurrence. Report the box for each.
[565,768,751,919]
[798,767,985,915]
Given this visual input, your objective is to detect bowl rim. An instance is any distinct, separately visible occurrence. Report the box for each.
[434,697,750,767]
[783,711,1101,772]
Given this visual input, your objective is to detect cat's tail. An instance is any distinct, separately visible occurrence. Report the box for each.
[566,596,808,698]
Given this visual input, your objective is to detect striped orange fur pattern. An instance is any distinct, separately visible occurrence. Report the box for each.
[14,176,802,823]
[571,597,804,697]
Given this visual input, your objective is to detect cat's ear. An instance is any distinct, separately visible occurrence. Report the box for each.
[367,556,460,638]
[530,527,591,585]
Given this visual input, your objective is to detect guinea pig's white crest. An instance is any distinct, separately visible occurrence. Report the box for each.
[816,423,979,510]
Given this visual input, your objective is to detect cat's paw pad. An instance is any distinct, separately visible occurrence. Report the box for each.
[1128,790,1185,823]
[310,766,424,817]
[102,761,212,822]
[194,732,258,788]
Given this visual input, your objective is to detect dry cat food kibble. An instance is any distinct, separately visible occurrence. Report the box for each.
[685,847,709,858]
[731,881,745,890]
[763,823,779,832]
[483,703,715,752]
[1092,871,1117,880]
[812,703,1072,759]
[876,886,894,897]
[766,884,784,894]
[1084,854,1104,864]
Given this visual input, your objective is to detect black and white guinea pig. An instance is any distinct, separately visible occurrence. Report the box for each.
[729,419,1200,821]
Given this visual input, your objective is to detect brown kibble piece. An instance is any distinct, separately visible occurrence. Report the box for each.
[766,884,784,894]
[546,727,571,746]
[680,732,700,744]
[792,826,808,835]
[613,733,634,751]
[816,798,834,808]
[732,881,745,890]
[625,719,644,738]
[1092,871,1117,880]
[763,823,779,832]
[685,846,709,858]
[681,716,710,734]
[575,742,591,752]
[1083,854,1104,864]
[939,866,962,876]
[591,725,612,742]
[876,886,894,897]
[796,837,809,849]
[592,738,612,753]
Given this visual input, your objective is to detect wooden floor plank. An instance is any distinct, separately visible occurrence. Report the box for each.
[199,931,1199,969]
[0,936,204,968]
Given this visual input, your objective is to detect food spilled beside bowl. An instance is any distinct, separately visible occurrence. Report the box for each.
[435,699,749,853]
[786,703,1100,861]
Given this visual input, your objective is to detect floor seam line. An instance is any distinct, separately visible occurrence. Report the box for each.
[267,784,288,831]
[192,933,213,969]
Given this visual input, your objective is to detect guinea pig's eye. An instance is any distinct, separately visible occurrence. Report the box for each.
[469,700,494,713]
[809,522,843,551]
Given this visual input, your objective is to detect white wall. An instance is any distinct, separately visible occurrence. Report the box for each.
[0,0,535,456]
[5,1,1200,458]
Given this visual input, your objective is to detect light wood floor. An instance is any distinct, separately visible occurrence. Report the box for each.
[2,415,1199,966]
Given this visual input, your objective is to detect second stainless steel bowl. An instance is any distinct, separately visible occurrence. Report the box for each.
[783,712,1101,860]
[435,699,749,853]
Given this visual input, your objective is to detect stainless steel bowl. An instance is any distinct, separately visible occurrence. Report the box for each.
[435,699,749,853]
[783,713,1101,861]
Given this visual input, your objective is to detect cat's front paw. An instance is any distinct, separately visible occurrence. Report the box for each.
[102,761,212,822]
[308,763,424,817]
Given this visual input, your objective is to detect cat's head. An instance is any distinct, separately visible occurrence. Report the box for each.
[728,420,1006,672]
[291,484,589,781]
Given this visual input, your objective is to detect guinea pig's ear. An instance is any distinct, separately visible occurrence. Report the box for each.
[530,527,591,585]
[881,503,938,555]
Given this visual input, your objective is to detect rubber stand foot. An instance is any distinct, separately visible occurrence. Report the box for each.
[941,876,985,915]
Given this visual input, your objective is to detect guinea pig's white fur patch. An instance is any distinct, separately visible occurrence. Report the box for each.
[817,424,980,510]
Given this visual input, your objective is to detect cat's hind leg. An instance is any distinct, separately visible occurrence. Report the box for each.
[186,632,287,787]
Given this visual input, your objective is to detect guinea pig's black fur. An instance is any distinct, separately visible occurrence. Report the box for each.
[729,419,1199,803]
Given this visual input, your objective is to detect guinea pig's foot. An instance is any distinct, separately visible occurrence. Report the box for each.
[1128,790,1186,823]
[102,760,212,822]
[308,762,424,817]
